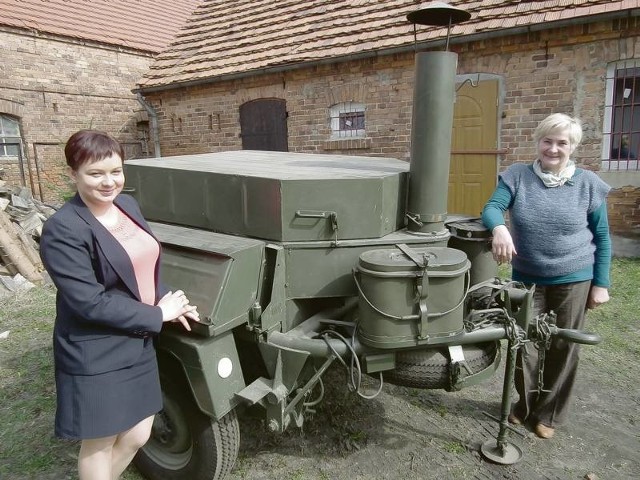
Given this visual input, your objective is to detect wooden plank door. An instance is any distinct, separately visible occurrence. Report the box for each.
[239,98,289,152]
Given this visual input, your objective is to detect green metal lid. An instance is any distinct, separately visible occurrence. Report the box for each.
[446,218,491,239]
[358,246,467,273]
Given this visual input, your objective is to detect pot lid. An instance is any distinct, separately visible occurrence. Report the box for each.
[446,218,492,239]
[359,246,467,273]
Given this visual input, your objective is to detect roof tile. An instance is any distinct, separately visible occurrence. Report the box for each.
[0,0,201,53]
[136,0,640,89]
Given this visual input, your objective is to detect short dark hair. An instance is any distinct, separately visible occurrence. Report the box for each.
[64,130,124,170]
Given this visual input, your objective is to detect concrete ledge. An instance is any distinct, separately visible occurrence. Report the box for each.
[611,234,640,258]
[600,171,640,188]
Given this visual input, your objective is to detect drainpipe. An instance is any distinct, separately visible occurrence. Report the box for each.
[136,92,161,157]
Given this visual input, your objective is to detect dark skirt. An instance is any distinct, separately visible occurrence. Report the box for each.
[54,339,162,440]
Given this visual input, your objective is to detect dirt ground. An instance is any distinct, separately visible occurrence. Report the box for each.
[224,343,639,480]
[221,255,640,480]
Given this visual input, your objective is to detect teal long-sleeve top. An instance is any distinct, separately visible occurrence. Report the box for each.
[482,178,611,287]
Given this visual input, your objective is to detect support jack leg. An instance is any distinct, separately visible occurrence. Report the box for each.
[481,339,523,464]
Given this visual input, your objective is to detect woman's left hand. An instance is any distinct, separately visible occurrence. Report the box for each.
[175,306,200,331]
[158,290,200,331]
[587,286,610,309]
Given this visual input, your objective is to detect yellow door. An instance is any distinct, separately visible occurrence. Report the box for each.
[449,79,499,216]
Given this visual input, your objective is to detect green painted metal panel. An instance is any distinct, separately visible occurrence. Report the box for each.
[283,230,449,300]
[158,329,245,419]
[150,222,265,334]
[124,151,408,242]
[279,231,450,330]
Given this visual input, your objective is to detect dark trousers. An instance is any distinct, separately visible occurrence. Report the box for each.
[513,280,592,427]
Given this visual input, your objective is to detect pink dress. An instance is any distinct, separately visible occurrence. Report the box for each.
[108,209,160,305]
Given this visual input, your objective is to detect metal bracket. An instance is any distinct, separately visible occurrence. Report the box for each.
[448,345,473,375]
[456,74,480,91]
[396,244,430,338]
[295,209,339,246]
[405,212,423,227]
[247,302,263,333]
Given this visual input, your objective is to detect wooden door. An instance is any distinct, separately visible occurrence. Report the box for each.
[449,80,499,216]
[239,99,289,151]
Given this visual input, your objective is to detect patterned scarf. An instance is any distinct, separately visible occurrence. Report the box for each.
[532,158,576,187]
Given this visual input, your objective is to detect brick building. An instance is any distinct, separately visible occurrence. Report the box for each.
[0,0,200,202]
[136,0,640,238]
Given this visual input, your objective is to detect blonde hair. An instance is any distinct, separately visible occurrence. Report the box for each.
[533,113,583,151]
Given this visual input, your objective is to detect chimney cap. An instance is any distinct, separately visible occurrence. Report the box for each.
[406,1,471,26]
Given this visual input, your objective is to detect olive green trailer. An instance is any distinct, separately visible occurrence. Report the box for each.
[126,4,602,479]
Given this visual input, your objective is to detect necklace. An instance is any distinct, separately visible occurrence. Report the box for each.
[107,209,137,241]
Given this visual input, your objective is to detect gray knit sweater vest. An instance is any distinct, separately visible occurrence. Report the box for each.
[500,163,610,278]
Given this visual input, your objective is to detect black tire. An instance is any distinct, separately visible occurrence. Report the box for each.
[134,373,240,480]
[383,341,499,389]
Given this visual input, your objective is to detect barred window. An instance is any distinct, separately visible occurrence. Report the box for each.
[0,115,21,157]
[330,102,366,138]
[602,60,640,171]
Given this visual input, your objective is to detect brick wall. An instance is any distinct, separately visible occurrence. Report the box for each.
[455,20,640,236]
[144,18,639,236]
[145,54,416,161]
[608,186,640,236]
[0,29,154,204]
[455,20,639,169]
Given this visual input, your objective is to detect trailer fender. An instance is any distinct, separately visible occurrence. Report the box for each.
[156,328,246,420]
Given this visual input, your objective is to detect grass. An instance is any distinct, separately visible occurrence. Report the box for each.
[497,259,640,362]
[0,286,64,479]
[0,258,638,479]
[580,258,640,387]
[443,440,466,455]
[0,285,143,480]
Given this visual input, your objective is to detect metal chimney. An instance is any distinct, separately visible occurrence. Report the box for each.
[405,2,471,234]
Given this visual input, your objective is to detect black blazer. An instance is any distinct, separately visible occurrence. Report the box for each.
[40,193,169,376]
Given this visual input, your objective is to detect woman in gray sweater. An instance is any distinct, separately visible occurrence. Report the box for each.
[482,113,611,439]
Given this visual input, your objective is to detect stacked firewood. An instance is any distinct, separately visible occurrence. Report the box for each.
[0,180,57,290]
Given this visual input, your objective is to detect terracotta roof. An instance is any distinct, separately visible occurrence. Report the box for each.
[137,0,640,90]
[0,0,202,54]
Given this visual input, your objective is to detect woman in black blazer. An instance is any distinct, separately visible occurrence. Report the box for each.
[40,130,198,480]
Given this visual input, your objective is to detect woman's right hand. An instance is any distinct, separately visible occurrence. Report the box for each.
[491,225,517,265]
[157,290,199,331]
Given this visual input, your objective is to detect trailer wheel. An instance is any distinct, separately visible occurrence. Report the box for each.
[383,341,499,390]
[134,373,239,480]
